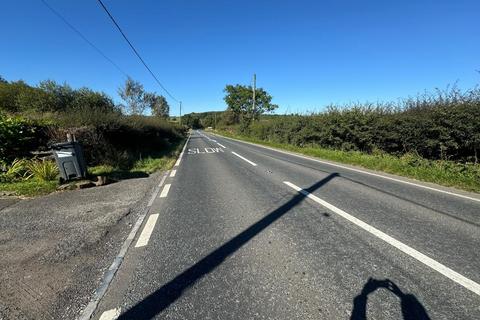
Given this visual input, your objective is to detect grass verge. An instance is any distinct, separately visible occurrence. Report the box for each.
[88,138,185,180]
[0,179,58,197]
[0,138,186,197]
[214,130,480,194]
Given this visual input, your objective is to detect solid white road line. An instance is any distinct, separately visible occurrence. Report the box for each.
[283,181,480,296]
[215,134,480,203]
[159,184,171,198]
[231,151,257,166]
[135,214,159,248]
[217,142,226,148]
[99,308,121,320]
[170,169,177,177]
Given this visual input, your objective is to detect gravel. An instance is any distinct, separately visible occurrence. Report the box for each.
[0,173,161,320]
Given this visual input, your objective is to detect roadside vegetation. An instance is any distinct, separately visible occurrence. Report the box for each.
[0,75,186,196]
[189,84,480,193]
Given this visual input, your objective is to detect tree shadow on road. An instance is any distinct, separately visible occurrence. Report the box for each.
[350,278,431,320]
[117,173,338,319]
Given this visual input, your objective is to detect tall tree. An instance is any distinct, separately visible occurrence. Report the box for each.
[223,84,277,125]
[148,94,169,118]
[118,77,148,115]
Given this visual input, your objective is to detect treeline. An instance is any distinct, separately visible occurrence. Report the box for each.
[250,88,480,162]
[0,76,185,168]
[192,86,480,163]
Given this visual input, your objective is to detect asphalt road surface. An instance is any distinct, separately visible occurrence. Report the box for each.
[91,130,480,320]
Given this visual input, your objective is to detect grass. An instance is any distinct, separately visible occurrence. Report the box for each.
[0,179,58,197]
[0,138,186,197]
[88,138,185,180]
[214,130,480,194]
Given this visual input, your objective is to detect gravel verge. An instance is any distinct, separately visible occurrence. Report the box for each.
[0,172,161,320]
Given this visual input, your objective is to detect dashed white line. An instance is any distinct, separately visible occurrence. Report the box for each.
[135,214,159,248]
[217,142,226,148]
[231,151,257,166]
[174,157,182,167]
[170,169,177,177]
[283,181,480,296]
[159,184,171,198]
[175,135,191,167]
[99,308,121,320]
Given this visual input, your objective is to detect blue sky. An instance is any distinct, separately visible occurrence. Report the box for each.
[1,0,479,115]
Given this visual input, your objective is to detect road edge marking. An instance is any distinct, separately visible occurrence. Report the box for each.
[212,133,480,203]
[231,151,257,166]
[78,170,170,320]
[170,169,177,177]
[283,181,480,296]
[99,308,121,320]
[175,134,191,167]
[134,214,159,248]
[159,184,171,198]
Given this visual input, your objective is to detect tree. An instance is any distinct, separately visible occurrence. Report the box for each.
[223,84,277,126]
[0,75,7,84]
[149,94,169,118]
[118,77,148,115]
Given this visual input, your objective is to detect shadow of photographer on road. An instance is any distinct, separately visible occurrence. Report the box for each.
[351,278,431,320]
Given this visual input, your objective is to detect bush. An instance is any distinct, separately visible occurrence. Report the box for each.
[0,114,48,162]
[26,159,58,181]
[233,86,480,163]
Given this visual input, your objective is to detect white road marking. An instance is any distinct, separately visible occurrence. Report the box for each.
[217,142,226,148]
[135,214,159,248]
[99,308,121,320]
[231,151,257,166]
[283,181,480,296]
[170,169,177,177]
[175,135,191,167]
[159,184,171,198]
[215,134,480,203]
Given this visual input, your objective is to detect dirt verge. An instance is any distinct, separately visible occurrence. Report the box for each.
[0,172,161,319]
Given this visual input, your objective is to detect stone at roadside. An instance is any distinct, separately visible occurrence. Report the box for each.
[76,181,95,189]
[0,191,17,196]
[95,176,112,187]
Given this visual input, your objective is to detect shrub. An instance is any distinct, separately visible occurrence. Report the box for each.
[26,159,58,181]
[0,158,29,182]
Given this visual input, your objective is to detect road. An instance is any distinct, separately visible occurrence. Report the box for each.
[91,130,480,320]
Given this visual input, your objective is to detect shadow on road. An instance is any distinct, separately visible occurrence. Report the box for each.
[117,173,338,319]
[350,278,431,320]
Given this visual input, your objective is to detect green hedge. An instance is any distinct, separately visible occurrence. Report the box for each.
[239,87,480,162]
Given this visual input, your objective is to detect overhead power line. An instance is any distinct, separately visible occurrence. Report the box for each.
[95,0,179,102]
[40,0,129,78]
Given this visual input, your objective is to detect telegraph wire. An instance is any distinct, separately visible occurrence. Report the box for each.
[40,0,129,78]
[96,0,179,102]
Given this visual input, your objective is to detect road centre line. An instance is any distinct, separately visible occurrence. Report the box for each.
[231,151,257,166]
[283,181,480,296]
[170,169,177,177]
[135,214,159,248]
[214,134,480,203]
[159,184,171,198]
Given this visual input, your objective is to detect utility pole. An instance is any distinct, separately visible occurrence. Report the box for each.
[214,112,217,130]
[252,73,256,120]
[179,101,182,125]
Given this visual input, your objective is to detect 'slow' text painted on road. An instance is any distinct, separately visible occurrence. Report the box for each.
[188,148,224,155]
